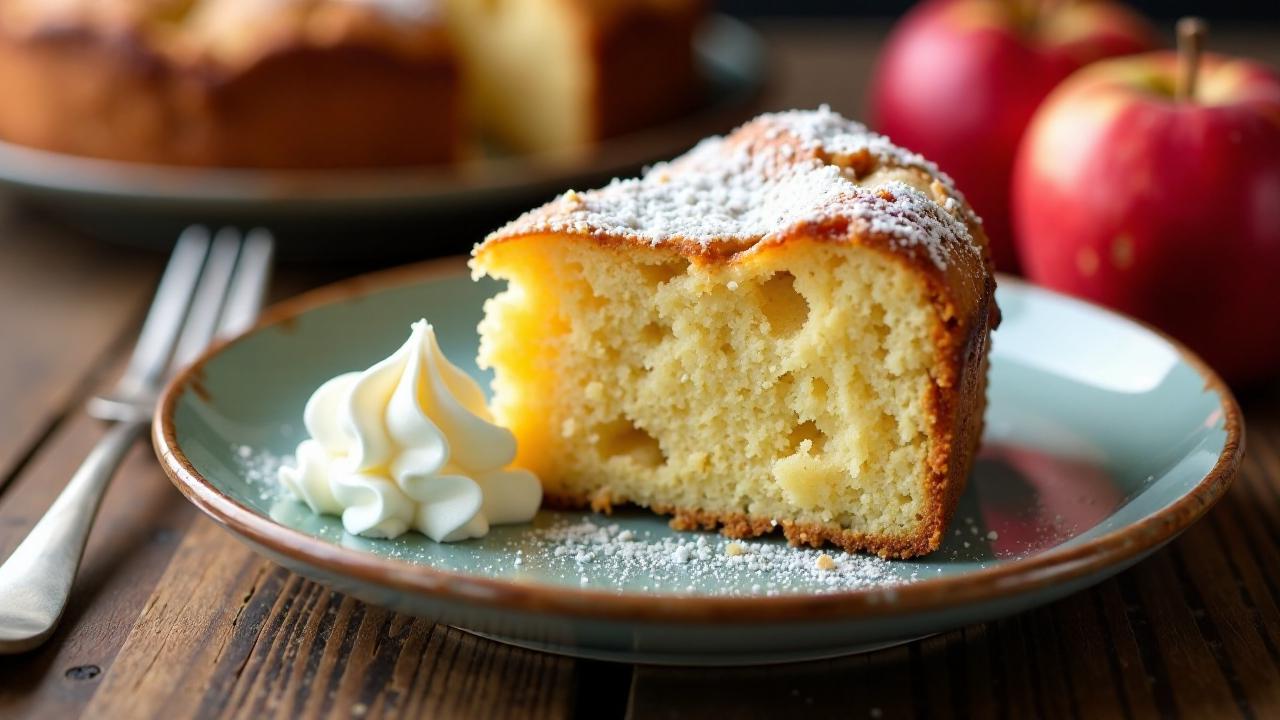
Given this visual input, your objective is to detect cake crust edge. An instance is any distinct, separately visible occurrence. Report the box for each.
[0,21,462,168]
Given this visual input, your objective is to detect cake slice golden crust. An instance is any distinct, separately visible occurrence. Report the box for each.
[0,0,462,168]
[472,108,999,558]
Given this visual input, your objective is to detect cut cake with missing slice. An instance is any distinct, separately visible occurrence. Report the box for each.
[470,107,999,558]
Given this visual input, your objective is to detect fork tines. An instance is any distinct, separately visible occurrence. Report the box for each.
[87,226,275,421]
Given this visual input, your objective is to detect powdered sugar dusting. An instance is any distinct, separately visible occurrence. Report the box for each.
[525,518,914,595]
[488,106,981,270]
[764,106,967,201]
[233,443,290,505]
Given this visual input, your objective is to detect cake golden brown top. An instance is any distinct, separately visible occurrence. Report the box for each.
[0,0,453,69]
[482,106,995,320]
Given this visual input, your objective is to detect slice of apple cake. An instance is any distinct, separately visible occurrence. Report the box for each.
[471,107,998,558]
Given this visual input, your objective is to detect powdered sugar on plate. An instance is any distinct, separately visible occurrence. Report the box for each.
[231,443,291,506]
[517,518,915,595]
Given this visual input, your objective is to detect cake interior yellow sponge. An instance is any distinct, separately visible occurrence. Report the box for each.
[472,107,998,558]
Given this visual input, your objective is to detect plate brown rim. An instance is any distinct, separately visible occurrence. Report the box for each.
[153,257,1244,624]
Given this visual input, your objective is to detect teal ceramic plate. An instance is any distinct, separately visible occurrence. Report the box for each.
[154,259,1242,666]
[0,16,763,256]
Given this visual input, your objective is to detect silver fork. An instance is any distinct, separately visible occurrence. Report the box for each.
[0,226,274,654]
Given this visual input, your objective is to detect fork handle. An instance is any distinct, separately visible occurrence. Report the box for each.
[0,419,145,653]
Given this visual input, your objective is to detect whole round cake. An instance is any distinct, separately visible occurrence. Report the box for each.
[471,106,1000,558]
[0,0,703,168]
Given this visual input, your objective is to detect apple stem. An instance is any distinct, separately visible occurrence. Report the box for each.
[1176,17,1207,103]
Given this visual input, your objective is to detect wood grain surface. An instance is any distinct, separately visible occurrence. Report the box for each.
[1,20,1279,720]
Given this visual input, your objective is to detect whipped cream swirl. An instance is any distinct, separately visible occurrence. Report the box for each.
[279,320,541,541]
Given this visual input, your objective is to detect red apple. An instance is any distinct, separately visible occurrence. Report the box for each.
[1012,25,1280,384]
[870,0,1157,272]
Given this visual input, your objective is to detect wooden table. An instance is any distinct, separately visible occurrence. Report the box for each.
[2,20,1279,720]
